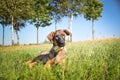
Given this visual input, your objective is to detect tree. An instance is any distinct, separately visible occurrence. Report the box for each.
[32,0,52,44]
[0,17,8,46]
[1,0,34,45]
[0,1,10,46]
[82,0,103,40]
[14,19,25,45]
[34,20,51,44]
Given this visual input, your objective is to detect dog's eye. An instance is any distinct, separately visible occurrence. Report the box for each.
[62,35,65,38]
[55,35,58,37]
[55,35,58,39]
[63,36,65,39]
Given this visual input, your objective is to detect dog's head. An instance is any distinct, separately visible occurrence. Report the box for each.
[47,29,72,47]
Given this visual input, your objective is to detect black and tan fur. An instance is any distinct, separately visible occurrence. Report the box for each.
[25,29,71,68]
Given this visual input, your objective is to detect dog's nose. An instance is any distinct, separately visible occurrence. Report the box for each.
[58,39,64,44]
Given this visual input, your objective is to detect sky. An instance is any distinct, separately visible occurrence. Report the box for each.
[0,0,120,45]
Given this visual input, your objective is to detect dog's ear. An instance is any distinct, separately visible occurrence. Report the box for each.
[47,31,55,43]
[63,29,72,36]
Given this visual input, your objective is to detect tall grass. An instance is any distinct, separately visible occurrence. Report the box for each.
[0,38,120,80]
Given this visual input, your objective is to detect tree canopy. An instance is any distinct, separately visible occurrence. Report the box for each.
[82,0,103,20]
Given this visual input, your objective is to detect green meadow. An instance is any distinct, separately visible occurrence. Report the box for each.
[0,38,120,80]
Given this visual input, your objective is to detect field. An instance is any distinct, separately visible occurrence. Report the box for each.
[0,38,120,80]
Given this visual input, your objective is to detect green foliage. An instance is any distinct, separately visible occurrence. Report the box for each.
[0,38,120,80]
[0,0,34,20]
[32,0,52,28]
[53,0,83,17]
[82,0,104,20]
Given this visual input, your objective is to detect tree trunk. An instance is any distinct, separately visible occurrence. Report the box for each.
[16,30,19,45]
[2,25,5,46]
[68,13,73,42]
[92,19,94,40]
[37,27,39,44]
[11,15,14,45]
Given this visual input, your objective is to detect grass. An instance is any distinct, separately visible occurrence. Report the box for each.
[0,38,120,80]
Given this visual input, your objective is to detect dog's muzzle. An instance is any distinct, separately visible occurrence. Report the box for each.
[58,38,65,47]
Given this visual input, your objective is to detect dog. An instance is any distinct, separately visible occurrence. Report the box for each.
[25,29,72,68]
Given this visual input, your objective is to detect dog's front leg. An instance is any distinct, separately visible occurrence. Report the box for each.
[44,59,55,68]
[24,60,37,68]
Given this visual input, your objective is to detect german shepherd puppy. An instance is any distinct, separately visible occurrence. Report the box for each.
[25,29,72,68]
